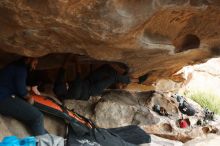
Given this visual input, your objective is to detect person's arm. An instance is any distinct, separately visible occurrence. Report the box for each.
[15,66,28,98]
[54,67,66,85]
[74,57,82,77]
[31,85,41,95]
[15,66,34,104]
[18,67,36,104]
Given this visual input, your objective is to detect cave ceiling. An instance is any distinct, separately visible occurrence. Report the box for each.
[1,0,220,83]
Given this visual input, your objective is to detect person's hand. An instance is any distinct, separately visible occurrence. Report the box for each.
[26,86,31,92]
[24,93,35,105]
[27,97,35,105]
[31,86,41,95]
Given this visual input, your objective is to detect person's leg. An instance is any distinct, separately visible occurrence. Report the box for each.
[87,64,131,83]
[89,74,130,96]
[86,64,118,83]
[89,76,115,96]
[54,68,66,87]
[66,77,82,100]
[108,125,151,144]
[53,68,68,100]
[0,96,46,136]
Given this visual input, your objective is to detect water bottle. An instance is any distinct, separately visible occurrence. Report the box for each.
[20,137,36,146]
[1,136,20,146]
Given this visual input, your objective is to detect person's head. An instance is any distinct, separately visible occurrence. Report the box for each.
[25,57,38,70]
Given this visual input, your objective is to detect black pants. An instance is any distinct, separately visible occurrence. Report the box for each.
[67,126,137,146]
[54,64,130,100]
[86,64,130,96]
[0,96,46,136]
[53,68,68,100]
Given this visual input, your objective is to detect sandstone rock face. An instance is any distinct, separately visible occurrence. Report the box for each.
[0,114,65,140]
[95,99,136,128]
[154,79,182,93]
[1,0,220,82]
[94,90,160,128]
[141,135,183,146]
[0,115,12,140]
[184,134,220,146]
[177,58,220,99]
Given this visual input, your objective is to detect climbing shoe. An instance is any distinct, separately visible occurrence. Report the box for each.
[153,104,171,116]
[204,108,215,121]
[178,101,196,116]
[171,94,196,116]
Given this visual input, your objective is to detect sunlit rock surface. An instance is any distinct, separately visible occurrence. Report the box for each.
[141,135,183,146]
[177,58,220,99]
[1,0,220,82]
[184,134,220,146]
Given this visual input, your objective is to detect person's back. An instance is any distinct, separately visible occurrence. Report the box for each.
[53,59,145,101]
[0,61,27,100]
[65,64,131,100]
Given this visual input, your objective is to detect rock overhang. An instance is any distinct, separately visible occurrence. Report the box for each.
[1,0,220,84]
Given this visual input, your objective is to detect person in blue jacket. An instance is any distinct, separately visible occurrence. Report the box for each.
[0,57,47,136]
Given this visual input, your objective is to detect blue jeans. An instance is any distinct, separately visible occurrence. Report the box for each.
[0,96,46,136]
